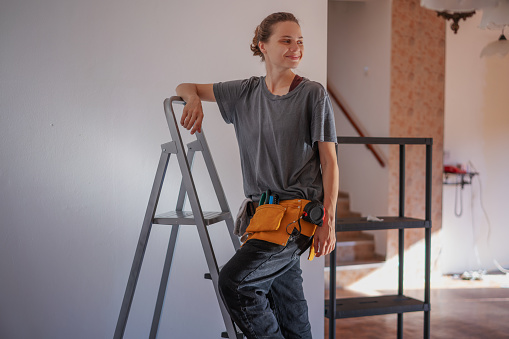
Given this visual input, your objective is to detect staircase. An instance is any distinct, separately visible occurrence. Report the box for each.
[324,192,385,288]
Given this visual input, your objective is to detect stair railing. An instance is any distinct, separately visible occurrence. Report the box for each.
[327,83,387,168]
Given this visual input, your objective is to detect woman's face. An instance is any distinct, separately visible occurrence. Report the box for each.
[259,21,303,70]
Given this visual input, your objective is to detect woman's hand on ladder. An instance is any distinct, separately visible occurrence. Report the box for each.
[175,83,215,135]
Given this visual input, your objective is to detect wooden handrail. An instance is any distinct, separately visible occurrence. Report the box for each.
[327,84,386,168]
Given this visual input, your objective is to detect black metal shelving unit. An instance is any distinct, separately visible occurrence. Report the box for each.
[326,137,432,339]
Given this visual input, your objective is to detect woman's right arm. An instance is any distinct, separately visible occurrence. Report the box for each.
[175,83,215,135]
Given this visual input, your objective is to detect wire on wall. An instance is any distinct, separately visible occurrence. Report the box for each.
[467,161,491,244]
[454,180,463,217]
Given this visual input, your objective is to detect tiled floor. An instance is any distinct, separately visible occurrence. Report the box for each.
[325,275,509,338]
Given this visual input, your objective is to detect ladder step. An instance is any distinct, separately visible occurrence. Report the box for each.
[204,265,225,280]
[153,211,231,225]
[221,330,244,338]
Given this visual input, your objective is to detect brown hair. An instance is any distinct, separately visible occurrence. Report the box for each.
[250,12,300,61]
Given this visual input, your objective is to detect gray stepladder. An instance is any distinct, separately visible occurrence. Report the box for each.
[113,96,244,339]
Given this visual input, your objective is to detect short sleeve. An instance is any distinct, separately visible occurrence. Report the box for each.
[310,92,337,146]
[213,79,246,124]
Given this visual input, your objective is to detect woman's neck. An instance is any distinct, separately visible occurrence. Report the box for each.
[264,68,295,96]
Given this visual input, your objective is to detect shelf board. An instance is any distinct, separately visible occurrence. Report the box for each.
[336,216,430,231]
[337,136,432,145]
[153,211,231,226]
[325,295,430,319]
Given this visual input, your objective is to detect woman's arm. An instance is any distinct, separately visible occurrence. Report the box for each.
[313,141,339,257]
[175,83,215,134]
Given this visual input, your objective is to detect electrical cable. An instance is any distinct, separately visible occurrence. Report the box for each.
[451,160,486,278]
[467,161,509,276]
[469,169,482,270]
[494,259,509,274]
[465,160,492,275]
[468,161,491,243]
[447,160,503,279]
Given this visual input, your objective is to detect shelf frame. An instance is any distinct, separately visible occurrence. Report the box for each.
[328,137,432,339]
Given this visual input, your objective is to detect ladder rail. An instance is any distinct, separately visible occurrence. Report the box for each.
[149,224,179,339]
[163,97,207,223]
[149,145,197,338]
[113,147,172,339]
[166,98,239,251]
[162,97,239,339]
[195,131,231,214]
[176,147,197,212]
[195,131,240,250]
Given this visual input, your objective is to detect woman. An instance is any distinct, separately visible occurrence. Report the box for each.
[176,12,338,338]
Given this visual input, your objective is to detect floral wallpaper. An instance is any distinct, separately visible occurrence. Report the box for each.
[388,0,445,257]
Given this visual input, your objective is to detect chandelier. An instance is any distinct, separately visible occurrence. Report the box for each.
[421,0,509,57]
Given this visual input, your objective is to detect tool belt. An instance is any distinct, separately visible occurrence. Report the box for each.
[241,198,318,260]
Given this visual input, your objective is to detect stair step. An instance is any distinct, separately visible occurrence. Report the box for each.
[336,232,374,242]
[336,190,363,218]
[325,232,376,265]
[326,245,376,265]
[324,256,386,288]
[327,255,386,269]
[337,210,362,218]
[337,191,355,218]
[335,231,363,238]
[337,199,350,212]
[330,190,385,282]
[338,191,350,199]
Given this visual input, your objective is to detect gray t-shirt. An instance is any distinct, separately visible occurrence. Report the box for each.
[213,76,336,202]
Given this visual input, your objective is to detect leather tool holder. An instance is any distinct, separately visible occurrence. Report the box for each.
[246,204,287,232]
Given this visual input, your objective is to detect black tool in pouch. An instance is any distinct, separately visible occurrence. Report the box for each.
[246,201,255,219]
[302,201,325,227]
[287,201,325,255]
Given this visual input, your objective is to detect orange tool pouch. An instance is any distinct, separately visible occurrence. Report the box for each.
[242,199,318,260]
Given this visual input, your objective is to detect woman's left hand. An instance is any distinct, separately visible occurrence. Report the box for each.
[313,220,336,257]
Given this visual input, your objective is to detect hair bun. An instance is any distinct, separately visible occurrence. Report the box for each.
[250,26,262,57]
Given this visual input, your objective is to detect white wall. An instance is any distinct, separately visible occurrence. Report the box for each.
[327,0,391,255]
[0,1,329,338]
[441,12,509,274]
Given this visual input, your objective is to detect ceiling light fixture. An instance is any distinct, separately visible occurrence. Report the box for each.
[436,11,476,34]
[421,0,499,34]
[480,28,509,57]
[480,0,509,30]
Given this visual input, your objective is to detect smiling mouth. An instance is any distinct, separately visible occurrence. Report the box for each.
[287,55,301,60]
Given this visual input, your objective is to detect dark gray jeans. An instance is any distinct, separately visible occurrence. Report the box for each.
[218,231,312,339]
